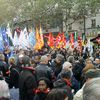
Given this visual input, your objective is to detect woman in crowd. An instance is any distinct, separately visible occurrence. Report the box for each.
[34,77,51,100]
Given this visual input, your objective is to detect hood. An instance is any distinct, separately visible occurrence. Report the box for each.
[54,79,66,88]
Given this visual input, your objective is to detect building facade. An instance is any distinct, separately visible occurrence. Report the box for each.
[69,13,100,38]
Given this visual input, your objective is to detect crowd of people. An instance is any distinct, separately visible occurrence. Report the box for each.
[0,45,100,100]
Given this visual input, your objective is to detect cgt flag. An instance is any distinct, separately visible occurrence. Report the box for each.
[48,32,54,49]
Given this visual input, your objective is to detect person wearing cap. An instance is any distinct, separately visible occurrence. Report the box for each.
[58,61,79,93]
[54,70,73,100]
[74,69,100,100]
[19,55,37,100]
[83,77,100,100]
[46,89,69,100]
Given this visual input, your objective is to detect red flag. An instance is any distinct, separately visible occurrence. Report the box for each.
[48,32,54,48]
[61,32,66,48]
[77,36,82,52]
[70,33,74,48]
[55,32,62,48]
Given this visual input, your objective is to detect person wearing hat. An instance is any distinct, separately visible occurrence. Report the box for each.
[54,70,73,100]
[46,88,69,100]
[83,77,100,100]
[58,61,79,93]
[74,69,100,100]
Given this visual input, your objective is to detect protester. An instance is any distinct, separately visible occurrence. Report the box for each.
[33,55,41,66]
[6,57,20,100]
[34,77,51,100]
[19,55,37,100]
[94,58,100,68]
[0,53,9,77]
[0,37,99,100]
[74,69,100,100]
[83,77,100,100]
[46,89,69,100]
[0,71,10,100]
[46,54,52,67]
[35,55,53,82]
[50,54,64,78]
[30,59,37,68]
[8,57,20,88]
[58,61,79,93]
[54,70,73,100]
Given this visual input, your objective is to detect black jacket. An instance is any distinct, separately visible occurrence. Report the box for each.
[35,63,52,81]
[33,89,50,100]
[9,64,20,88]
[19,67,37,100]
[54,78,73,100]
[0,61,9,77]
[50,60,63,78]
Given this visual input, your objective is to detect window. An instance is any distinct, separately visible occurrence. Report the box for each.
[91,19,96,28]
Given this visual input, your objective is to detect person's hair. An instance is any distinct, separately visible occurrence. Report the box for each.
[61,70,71,79]
[30,59,36,67]
[56,54,64,62]
[37,77,52,89]
[62,62,72,69]
[79,57,84,63]
[83,77,100,100]
[83,63,95,74]
[0,54,5,61]
[85,58,92,64]
[21,55,31,67]
[40,55,48,63]
[8,57,15,64]
[67,56,75,64]
[46,89,68,100]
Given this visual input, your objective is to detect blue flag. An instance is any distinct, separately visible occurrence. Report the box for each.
[0,28,4,52]
[1,27,9,47]
[28,28,36,48]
